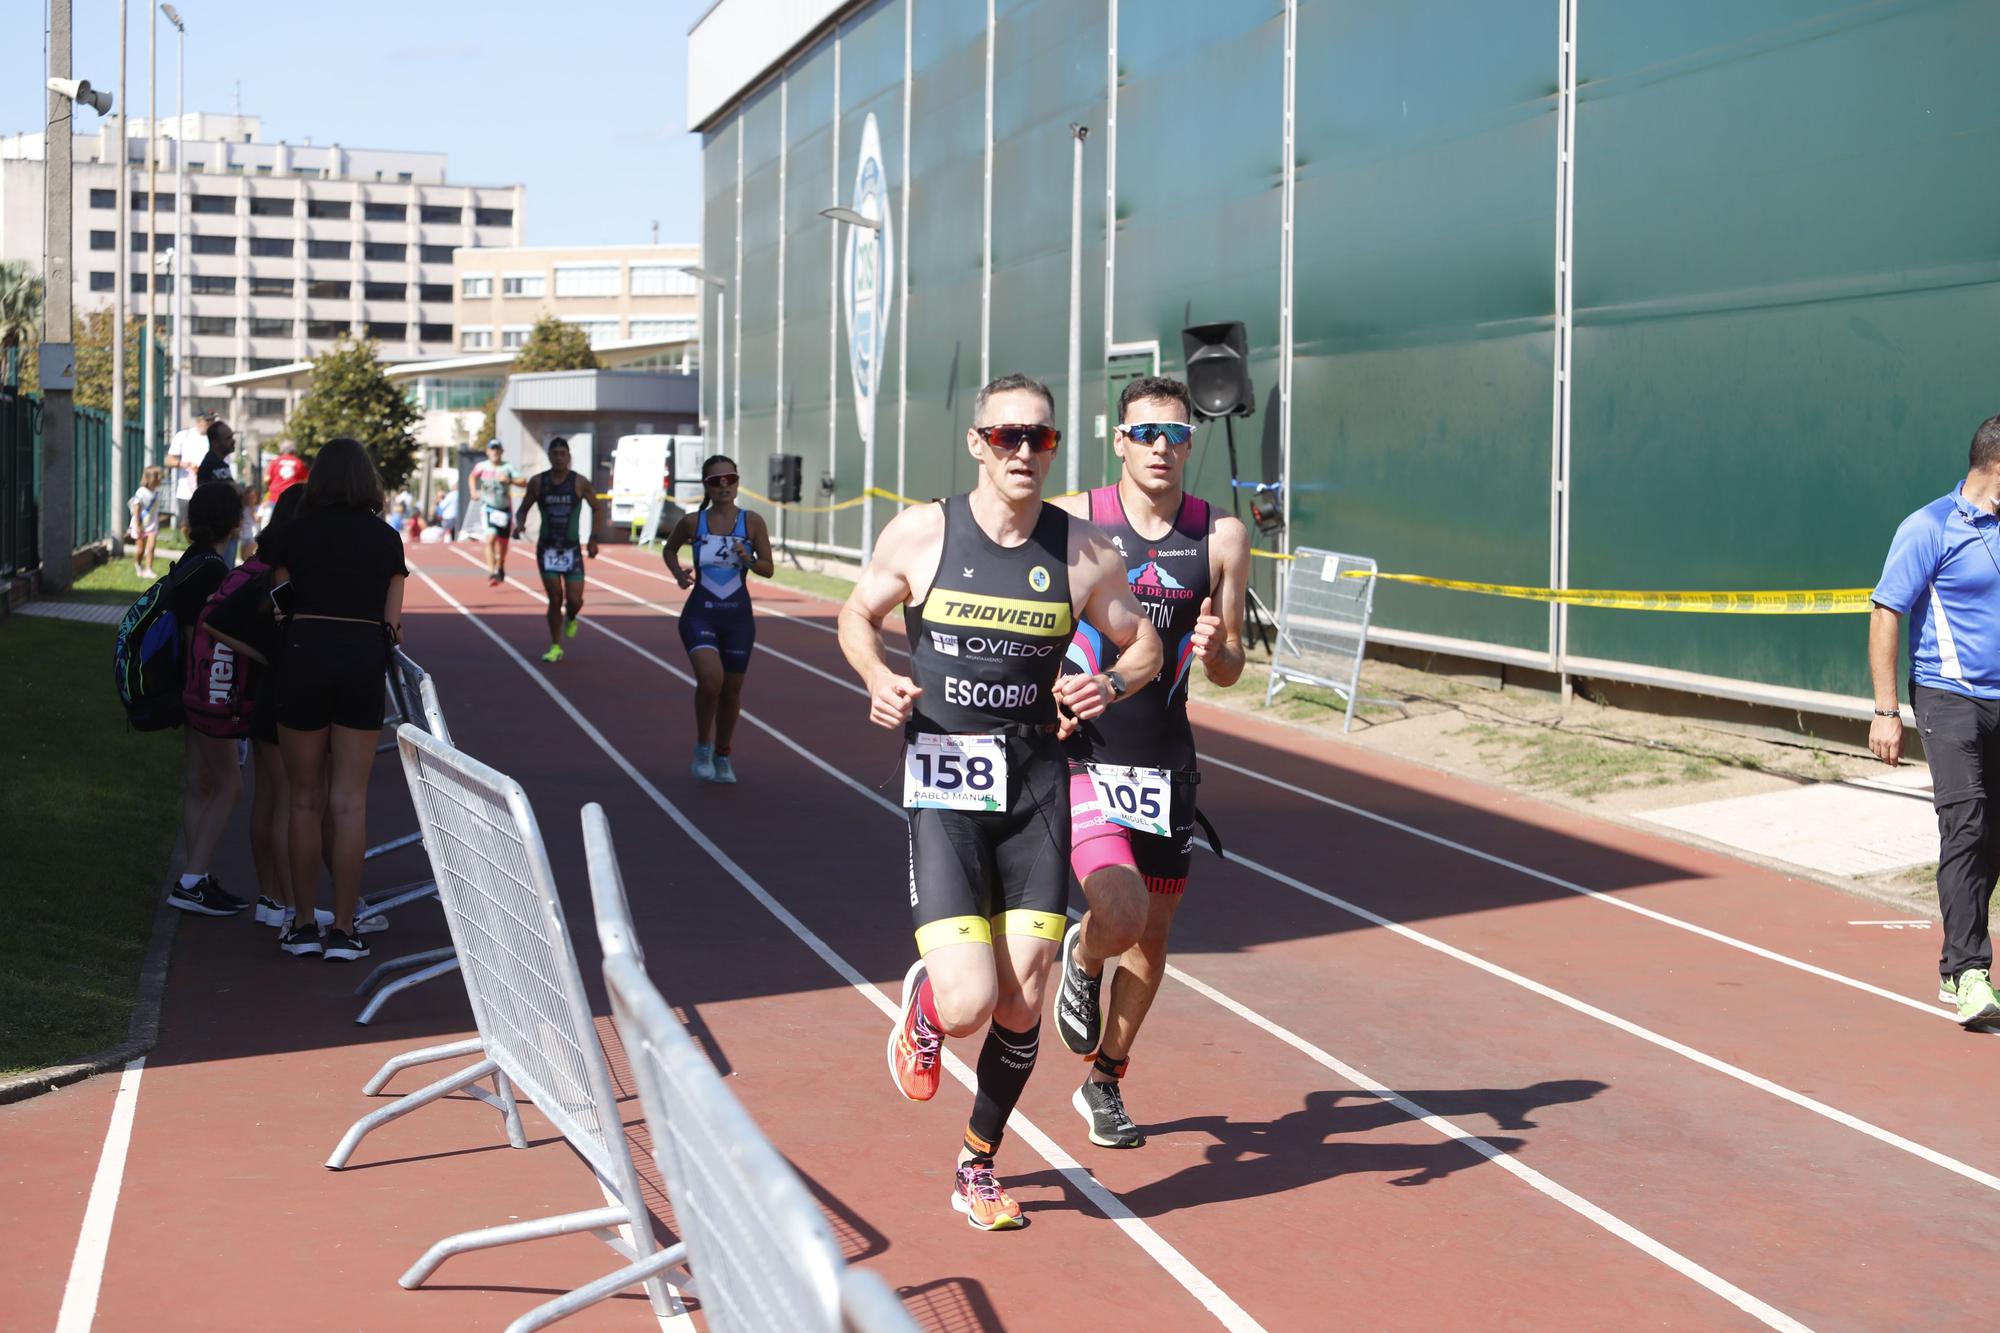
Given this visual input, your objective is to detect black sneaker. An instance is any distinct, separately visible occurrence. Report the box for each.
[279,923,323,957]
[1073,1079,1145,1149]
[321,927,370,962]
[168,875,248,917]
[1055,921,1103,1056]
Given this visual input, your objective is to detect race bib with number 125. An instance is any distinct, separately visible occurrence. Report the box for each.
[540,546,578,574]
[903,734,1007,812]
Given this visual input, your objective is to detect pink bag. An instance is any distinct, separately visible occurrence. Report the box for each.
[182,560,267,738]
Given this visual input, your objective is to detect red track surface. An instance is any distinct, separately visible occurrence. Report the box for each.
[9,539,1999,1331]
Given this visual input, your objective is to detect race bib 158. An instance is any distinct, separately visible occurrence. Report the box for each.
[904,734,1007,812]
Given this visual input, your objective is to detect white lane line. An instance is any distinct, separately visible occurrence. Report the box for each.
[56,1057,146,1333]
[458,554,1810,1328]
[629,551,1952,1030]
[572,555,2000,1198]
[412,561,1264,1333]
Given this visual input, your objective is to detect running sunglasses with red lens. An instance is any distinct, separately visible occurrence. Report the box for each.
[704,472,740,488]
[975,424,1061,454]
[1118,421,1196,447]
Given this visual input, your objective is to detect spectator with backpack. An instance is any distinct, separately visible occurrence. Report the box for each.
[259,438,408,961]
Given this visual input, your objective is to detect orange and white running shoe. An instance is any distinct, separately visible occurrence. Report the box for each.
[951,1159,1025,1231]
[887,958,943,1102]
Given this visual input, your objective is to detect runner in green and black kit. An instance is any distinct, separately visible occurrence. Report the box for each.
[839,372,1162,1231]
[514,437,606,663]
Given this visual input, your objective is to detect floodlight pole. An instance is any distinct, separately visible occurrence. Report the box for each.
[1065,123,1088,496]
[41,1,79,589]
[820,205,885,557]
[680,266,728,455]
[164,5,185,435]
[112,0,129,551]
[142,0,158,468]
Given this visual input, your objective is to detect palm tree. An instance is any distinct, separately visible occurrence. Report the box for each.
[0,260,44,392]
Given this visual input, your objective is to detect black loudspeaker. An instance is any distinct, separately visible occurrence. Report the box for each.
[1180,321,1255,419]
[768,452,803,503]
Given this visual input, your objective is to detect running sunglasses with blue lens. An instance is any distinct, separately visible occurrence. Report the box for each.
[975,424,1061,453]
[1118,421,1196,447]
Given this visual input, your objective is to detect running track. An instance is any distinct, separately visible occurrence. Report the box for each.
[9,540,1999,1331]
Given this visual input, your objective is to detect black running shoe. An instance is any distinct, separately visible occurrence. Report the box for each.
[279,923,323,957]
[1055,921,1102,1056]
[1073,1079,1145,1149]
[168,875,248,917]
[321,927,370,962]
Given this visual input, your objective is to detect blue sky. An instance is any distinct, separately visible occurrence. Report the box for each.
[9,0,709,246]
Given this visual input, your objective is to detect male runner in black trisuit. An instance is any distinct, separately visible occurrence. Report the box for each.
[514,437,606,663]
[839,372,1161,1230]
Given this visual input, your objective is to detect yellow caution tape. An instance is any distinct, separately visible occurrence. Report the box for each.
[1355,570,1872,614]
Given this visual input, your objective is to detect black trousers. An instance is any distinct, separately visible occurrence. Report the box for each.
[1911,683,2000,979]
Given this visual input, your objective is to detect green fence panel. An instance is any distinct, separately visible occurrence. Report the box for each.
[0,392,36,576]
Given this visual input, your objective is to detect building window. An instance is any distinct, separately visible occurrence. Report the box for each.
[629,318,696,342]
[191,315,235,337]
[248,237,293,258]
[461,275,493,298]
[306,319,349,340]
[250,276,295,296]
[151,274,173,295]
[363,242,407,263]
[502,273,546,298]
[306,198,349,220]
[89,230,114,251]
[461,328,494,351]
[419,204,459,224]
[190,193,233,215]
[419,244,454,264]
[417,376,503,410]
[90,188,116,208]
[190,274,235,295]
[500,326,530,350]
[129,231,153,252]
[247,357,291,371]
[248,396,287,418]
[248,196,291,217]
[190,234,234,255]
[89,271,114,291]
[362,281,404,301]
[188,356,235,376]
[249,317,294,338]
[561,317,620,347]
[365,321,408,341]
[364,202,405,223]
[629,265,696,297]
[474,207,513,228]
[397,172,413,184]
[306,279,350,300]
[554,265,618,298]
[129,191,174,213]
[306,239,348,260]
[294,167,323,179]
[417,322,453,344]
[417,283,452,304]
[130,272,147,294]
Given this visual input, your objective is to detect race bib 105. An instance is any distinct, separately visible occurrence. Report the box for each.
[903,734,1007,812]
[1087,764,1172,838]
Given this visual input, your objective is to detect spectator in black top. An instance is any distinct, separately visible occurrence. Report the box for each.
[262,438,408,961]
[197,419,241,566]
[165,481,251,919]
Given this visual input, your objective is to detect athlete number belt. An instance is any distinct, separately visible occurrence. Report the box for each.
[903,734,1007,812]
[1086,764,1172,838]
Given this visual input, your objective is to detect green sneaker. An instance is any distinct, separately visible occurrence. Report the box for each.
[1941,974,1958,1006]
[541,644,564,664]
[564,616,580,640]
[1951,969,2000,1029]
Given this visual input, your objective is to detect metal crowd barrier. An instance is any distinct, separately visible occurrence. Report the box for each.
[581,803,916,1333]
[328,729,684,1333]
[1266,547,1379,733]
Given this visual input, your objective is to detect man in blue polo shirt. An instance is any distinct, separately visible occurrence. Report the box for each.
[1870,414,2000,1029]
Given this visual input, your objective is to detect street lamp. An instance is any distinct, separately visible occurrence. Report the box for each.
[818,207,880,232]
[1065,123,1088,496]
[820,205,888,557]
[679,265,728,453]
[161,6,185,438]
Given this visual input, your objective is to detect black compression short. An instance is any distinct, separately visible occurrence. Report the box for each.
[907,730,1070,954]
[277,620,391,732]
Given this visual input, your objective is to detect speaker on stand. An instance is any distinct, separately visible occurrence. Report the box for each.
[768,453,803,567]
[1182,321,1277,652]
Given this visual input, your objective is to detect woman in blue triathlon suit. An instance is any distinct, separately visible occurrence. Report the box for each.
[663,454,774,783]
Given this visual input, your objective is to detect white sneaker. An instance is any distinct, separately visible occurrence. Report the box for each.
[255,896,286,928]
[692,743,716,781]
[711,755,737,784]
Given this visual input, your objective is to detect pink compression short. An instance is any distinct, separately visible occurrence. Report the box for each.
[1068,770,1190,896]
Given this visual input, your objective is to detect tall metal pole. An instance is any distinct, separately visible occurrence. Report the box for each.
[717,287,727,453]
[169,8,185,436]
[143,1,158,468]
[111,0,129,549]
[1065,123,1088,496]
[41,0,78,590]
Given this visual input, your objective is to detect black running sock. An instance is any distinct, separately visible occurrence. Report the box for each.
[967,1019,1041,1154]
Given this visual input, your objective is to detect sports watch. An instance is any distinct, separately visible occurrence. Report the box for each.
[1103,669,1127,700]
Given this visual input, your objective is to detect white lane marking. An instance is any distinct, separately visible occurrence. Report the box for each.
[628,552,1953,1031]
[462,554,1811,1327]
[1848,920,1932,930]
[571,554,2000,1196]
[1197,753,1956,1023]
[56,1057,146,1333]
[413,560,1264,1332]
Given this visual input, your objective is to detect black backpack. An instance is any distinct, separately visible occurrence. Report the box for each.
[113,550,222,731]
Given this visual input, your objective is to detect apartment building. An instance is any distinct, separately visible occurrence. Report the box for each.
[451,243,698,355]
[0,113,523,426]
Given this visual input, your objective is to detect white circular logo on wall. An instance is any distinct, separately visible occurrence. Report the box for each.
[842,112,894,451]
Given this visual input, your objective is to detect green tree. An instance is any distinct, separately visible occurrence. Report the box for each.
[512,315,601,374]
[285,335,421,489]
[472,395,499,450]
[0,260,43,392]
[73,309,150,417]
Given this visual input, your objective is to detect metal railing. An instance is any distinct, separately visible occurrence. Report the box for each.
[70,403,152,549]
[0,391,35,578]
[581,803,916,1333]
[329,727,682,1332]
[1266,547,1379,732]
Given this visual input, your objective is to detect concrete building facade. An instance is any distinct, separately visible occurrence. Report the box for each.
[451,243,701,355]
[0,113,523,427]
